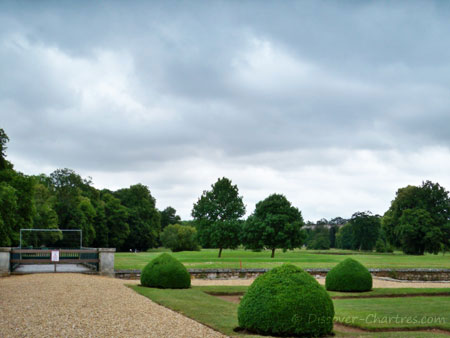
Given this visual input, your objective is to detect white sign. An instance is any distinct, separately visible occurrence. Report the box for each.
[51,250,60,262]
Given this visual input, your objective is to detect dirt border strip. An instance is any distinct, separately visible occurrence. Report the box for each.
[334,322,450,336]
[206,291,450,300]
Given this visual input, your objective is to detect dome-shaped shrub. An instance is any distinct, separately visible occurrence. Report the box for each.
[140,253,191,289]
[325,258,372,292]
[238,264,334,337]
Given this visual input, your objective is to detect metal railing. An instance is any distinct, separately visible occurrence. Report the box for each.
[10,248,99,272]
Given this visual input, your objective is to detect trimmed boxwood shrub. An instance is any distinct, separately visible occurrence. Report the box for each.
[325,258,372,292]
[238,264,334,337]
[140,253,191,289]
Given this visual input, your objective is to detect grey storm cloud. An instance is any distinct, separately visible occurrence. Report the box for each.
[1,1,450,219]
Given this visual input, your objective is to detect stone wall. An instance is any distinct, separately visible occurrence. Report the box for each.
[114,268,450,281]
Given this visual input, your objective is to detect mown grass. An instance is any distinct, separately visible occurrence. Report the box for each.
[130,285,450,337]
[115,248,450,270]
[333,296,450,330]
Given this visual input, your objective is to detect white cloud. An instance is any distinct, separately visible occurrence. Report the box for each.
[2,1,450,223]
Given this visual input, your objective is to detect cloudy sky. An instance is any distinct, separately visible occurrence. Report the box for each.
[1,1,450,221]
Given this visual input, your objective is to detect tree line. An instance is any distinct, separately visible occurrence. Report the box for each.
[0,128,178,250]
[190,178,449,257]
[1,128,449,255]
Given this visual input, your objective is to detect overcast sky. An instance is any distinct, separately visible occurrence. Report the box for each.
[1,1,450,221]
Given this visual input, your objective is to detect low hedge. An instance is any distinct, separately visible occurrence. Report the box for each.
[238,264,334,337]
[140,253,191,289]
[325,258,372,292]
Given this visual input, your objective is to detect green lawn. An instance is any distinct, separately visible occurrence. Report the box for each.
[130,285,450,337]
[333,296,450,330]
[115,248,450,270]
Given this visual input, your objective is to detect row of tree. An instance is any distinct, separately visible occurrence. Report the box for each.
[0,128,182,250]
[191,177,450,257]
[1,128,449,255]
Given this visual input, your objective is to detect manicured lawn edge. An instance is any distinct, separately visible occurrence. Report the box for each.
[129,284,450,337]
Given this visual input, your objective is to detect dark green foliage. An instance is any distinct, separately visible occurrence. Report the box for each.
[329,217,347,248]
[238,264,334,337]
[160,224,200,252]
[0,170,34,245]
[382,181,450,255]
[399,208,439,255]
[325,258,372,292]
[242,194,306,258]
[102,192,129,249]
[140,253,191,289]
[115,184,161,251]
[192,177,245,257]
[306,225,330,250]
[0,182,17,246]
[375,239,386,253]
[335,223,355,250]
[160,206,181,229]
[50,168,97,246]
[349,211,381,251]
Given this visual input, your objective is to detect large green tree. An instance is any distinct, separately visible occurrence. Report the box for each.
[50,168,96,246]
[242,194,305,258]
[382,181,450,255]
[349,211,381,251]
[192,177,245,257]
[115,184,160,251]
[335,223,355,250]
[0,182,17,246]
[160,223,199,252]
[102,192,130,249]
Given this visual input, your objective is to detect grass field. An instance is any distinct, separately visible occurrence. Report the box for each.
[131,285,450,337]
[115,248,450,270]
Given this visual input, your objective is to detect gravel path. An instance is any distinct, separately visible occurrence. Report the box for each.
[191,277,450,288]
[0,274,225,338]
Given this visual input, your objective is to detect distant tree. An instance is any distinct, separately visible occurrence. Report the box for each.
[328,217,347,248]
[29,183,61,247]
[375,239,386,253]
[398,208,440,255]
[382,181,450,255]
[329,217,347,226]
[306,225,330,250]
[335,223,355,250]
[349,211,381,251]
[50,168,96,246]
[192,177,245,257]
[115,184,160,251]
[91,199,108,248]
[316,218,328,225]
[0,182,17,246]
[0,169,34,245]
[160,206,181,229]
[242,194,306,258]
[160,224,200,252]
[102,192,129,249]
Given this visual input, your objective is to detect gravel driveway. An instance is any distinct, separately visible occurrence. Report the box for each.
[0,274,225,338]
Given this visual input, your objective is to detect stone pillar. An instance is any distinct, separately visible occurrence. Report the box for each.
[0,247,11,277]
[98,248,116,277]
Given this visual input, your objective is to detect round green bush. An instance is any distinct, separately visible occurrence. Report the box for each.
[140,253,191,289]
[238,264,334,337]
[325,258,372,292]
